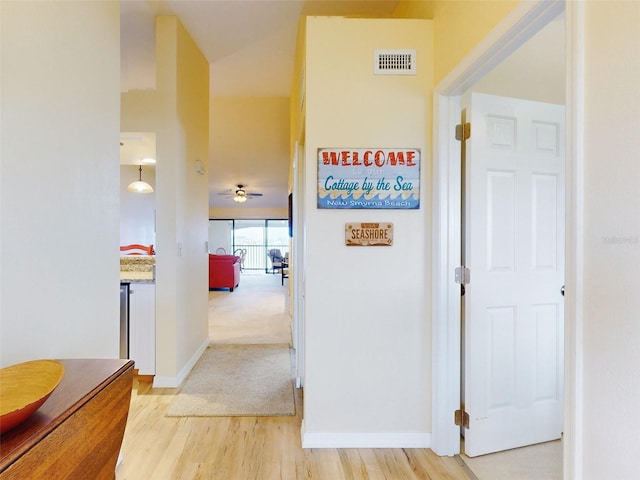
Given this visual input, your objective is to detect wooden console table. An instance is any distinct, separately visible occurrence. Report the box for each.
[0,359,134,480]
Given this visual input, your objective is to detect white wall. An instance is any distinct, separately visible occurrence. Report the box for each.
[208,207,288,219]
[208,220,231,254]
[0,2,121,365]
[472,12,565,105]
[120,165,156,247]
[153,16,210,386]
[301,17,433,447]
[121,17,210,386]
[580,2,640,477]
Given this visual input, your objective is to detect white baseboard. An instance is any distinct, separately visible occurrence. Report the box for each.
[301,421,432,449]
[152,338,209,388]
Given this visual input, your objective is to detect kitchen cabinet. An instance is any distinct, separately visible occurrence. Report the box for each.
[129,283,155,375]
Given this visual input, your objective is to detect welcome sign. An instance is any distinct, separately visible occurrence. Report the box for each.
[317,148,420,209]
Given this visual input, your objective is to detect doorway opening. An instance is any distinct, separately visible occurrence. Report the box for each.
[431,1,574,477]
[208,218,289,272]
[459,90,565,478]
[208,218,292,342]
[206,221,294,415]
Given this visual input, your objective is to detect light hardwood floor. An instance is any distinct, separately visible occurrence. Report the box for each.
[116,274,471,479]
[116,378,470,479]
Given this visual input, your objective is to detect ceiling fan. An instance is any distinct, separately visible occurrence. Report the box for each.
[219,184,263,203]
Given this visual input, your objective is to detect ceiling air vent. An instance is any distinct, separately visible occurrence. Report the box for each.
[374,49,416,75]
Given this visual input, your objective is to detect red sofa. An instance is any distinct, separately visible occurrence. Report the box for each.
[208,254,240,292]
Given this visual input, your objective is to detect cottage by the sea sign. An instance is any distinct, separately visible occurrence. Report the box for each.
[317,148,420,209]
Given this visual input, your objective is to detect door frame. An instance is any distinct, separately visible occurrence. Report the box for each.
[292,139,306,388]
[430,0,585,478]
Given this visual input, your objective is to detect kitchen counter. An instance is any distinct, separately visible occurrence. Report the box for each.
[120,271,155,282]
[120,255,155,282]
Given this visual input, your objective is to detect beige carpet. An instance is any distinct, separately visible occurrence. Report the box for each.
[166,344,295,417]
[209,272,292,345]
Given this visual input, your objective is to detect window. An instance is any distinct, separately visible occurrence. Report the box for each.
[209,219,288,271]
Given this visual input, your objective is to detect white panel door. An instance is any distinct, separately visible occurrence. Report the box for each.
[463,93,565,457]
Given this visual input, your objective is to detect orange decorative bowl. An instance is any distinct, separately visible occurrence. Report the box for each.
[0,359,65,434]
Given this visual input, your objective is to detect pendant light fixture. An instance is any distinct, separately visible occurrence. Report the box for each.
[127,165,154,193]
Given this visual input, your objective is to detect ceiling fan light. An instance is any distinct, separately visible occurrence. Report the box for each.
[233,187,248,203]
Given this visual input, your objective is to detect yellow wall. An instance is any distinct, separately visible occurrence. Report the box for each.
[393,0,519,84]
[393,0,433,19]
[290,17,307,164]
[125,16,210,386]
[174,18,210,375]
[432,0,519,84]
[300,16,434,444]
[288,0,542,447]
[210,96,290,219]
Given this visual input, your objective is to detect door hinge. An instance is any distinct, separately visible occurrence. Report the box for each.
[455,409,470,429]
[455,266,470,285]
[455,122,471,141]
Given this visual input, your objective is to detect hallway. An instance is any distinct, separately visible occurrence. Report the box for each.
[116,272,470,479]
[205,273,560,479]
[208,272,291,345]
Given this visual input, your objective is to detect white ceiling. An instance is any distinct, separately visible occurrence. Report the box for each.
[120,132,156,165]
[120,1,563,211]
[121,1,400,95]
[120,1,400,211]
